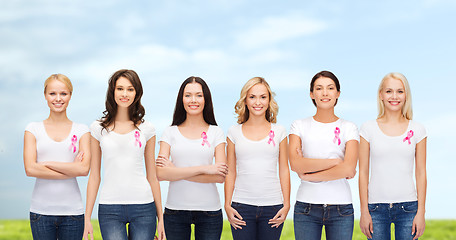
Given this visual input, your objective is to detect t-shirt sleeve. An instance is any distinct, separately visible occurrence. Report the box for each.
[213,126,226,147]
[159,126,172,145]
[277,124,288,142]
[90,121,103,141]
[25,122,37,136]
[289,120,301,138]
[413,122,427,143]
[344,121,360,142]
[359,121,370,142]
[226,126,236,144]
[142,121,156,141]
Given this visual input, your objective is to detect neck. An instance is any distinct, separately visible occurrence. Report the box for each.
[381,109,406,123]
[115,107,131,122]
[313,107,338,123]
[46,111,70,124]
[182,113,207,127]
[244,114,269,126]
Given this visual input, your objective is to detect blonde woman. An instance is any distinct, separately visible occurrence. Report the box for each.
[225,77,290,240]
[359,73,427,240]
[23,74,91,240]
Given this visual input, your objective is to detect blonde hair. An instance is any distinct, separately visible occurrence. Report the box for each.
[235,77,278,124]
[44,74,73,94]
[377,72,413,120]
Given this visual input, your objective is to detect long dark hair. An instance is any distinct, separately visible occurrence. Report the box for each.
[100,69,145,131]
[171,76,217,126]
[310,70,341,107]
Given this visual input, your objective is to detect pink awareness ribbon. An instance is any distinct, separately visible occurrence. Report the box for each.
[135,131,142,148]
[403,130,414,145]
[333,127,341,146]
[69,135,77,153]
[201,132,211,147]
[268,130,276,146]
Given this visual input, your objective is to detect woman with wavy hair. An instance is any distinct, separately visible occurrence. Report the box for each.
[289,70,359,240]
[24,73,91,240]
[224,77,290,240]
[359,73,427,240]
[156,76,227,240]
[83,69,165,240]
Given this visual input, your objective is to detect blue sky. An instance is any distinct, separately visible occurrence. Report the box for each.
[0,0,455,219]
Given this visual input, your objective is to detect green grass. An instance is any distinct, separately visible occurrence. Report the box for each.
[1,220,455,239]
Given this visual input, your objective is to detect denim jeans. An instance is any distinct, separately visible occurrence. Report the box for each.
[164,208,223,240]
[29,212,84,240]
[230,202,284,240]
[293,201,354,240]
[368,201,418,240]
[98,202,157,240]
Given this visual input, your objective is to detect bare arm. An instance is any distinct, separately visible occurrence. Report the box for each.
[156,142,227,182]
[144,136,165,240]
[269,137,291,228]
[299,139,358,182]
[23,131,70,179]
[412,137,427,240]
[41,132,91,177]
[358,137,373,238]
[83,136,102,240]
[288,134,342,173]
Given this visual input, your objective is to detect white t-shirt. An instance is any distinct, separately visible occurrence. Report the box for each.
[90,120,156,204]
[290,117,359,204]
[227,124,287,206]
[160,125,225,211]
[25,121,89,215]
[360,120,426,203]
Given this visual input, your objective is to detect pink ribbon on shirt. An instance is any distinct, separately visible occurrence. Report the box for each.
[268,130,276,146]
[69,135,77,153]
[333,127,341,146]
[403,130,414,145]
[201,132,210,147]
[135,131,142,148]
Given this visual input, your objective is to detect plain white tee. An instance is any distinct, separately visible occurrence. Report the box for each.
[227,124,287,206]
[160,125,225,211]
[90,120,156,204]
[290,117,359,204]
[25,121,89,215]
[360,120,426,203]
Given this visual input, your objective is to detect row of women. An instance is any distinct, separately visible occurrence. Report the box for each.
[23,69,427,240]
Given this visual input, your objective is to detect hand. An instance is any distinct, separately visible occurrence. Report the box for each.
[412,212,425,240]
[83,220,94,240]
[156,155,174,168]
[74,152,84,162]
[156,218,166,240]
[268,205,289,228]
[205,162,228,176]
[225,205,246,229]
[360,212,373,239]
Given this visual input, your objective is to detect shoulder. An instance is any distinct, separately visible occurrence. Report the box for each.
[73,122,90,133]
[227,124,240,133]
[25,121,41,135]
[139,120,156,132]
[272,123,286,134]
[360,119,376,130]
[410,120,425,131]
[90,120,102,130]
[339,119,358,130]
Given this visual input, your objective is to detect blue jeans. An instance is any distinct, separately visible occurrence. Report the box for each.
[294,201,354,240]
[164,208,223,240]
[98,202,157,240]
[368,201,418,240]
[230,202,284,240]
[29,212,84,240]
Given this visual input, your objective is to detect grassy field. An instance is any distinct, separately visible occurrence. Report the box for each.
[1,219,455,239]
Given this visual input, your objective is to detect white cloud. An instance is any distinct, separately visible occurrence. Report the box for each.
[236,14,328,49]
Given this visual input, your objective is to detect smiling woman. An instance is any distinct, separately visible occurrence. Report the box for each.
[23,73,91,240]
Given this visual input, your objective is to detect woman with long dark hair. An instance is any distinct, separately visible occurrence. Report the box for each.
[156,76,227,240]
[83,69,165,240]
